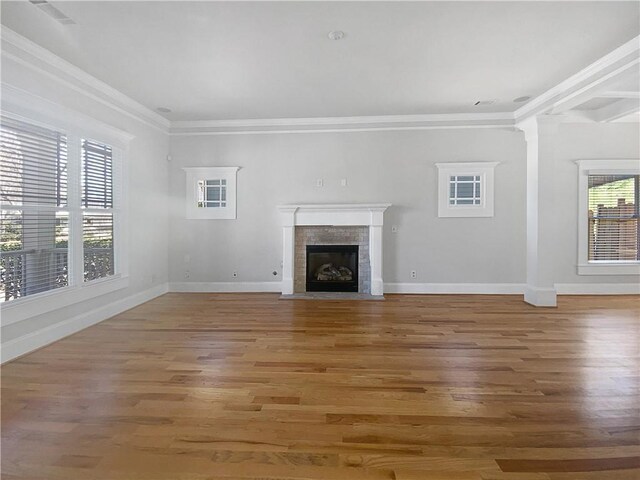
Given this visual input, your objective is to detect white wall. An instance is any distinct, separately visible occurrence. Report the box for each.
[554,122,640,285]
[168,128,527,287]
[1,55,170,358]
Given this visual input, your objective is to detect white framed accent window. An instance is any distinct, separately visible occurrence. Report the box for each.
[575,159,640,275]
[184,167,239,219]
[0,111,129,322]
[436,162,498,217]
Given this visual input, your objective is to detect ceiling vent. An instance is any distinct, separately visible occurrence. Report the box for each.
[474,100,497,106]
[29,0,76,25]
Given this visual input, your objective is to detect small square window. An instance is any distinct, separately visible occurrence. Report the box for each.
[200,179,227,208]
[185,167,239,219]
[448,175,482,206]
[437,162,498,218]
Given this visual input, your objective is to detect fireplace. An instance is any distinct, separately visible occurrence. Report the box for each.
[277,204,391,296]
[306,245,359,292]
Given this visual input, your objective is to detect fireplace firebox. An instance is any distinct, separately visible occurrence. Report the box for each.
[306,245,359,292]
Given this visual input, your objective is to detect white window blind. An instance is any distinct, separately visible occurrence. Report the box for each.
[588,175,639,261]
[82,139,112,208]
[0,117,69,301]
[81,139,115,282]
[0,116,120,303]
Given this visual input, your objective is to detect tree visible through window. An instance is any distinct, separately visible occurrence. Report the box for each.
[0,117,118,303]
[0,118,69,302]
[588,175,639,261]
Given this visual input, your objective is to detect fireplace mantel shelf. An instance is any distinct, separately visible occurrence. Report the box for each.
[277,203,391,211]
[278,203,391,296]
[277,203,391,227]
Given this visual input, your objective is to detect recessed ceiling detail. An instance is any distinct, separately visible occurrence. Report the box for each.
[327,31,345,41]
[28,0,75,25]
[3,2,639,122]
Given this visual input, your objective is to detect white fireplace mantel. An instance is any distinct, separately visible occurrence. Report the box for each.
[277,203,391,296]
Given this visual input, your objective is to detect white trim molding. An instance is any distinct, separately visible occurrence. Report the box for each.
[555,283,640,295]
[277,203,391,296]
[170,113,514,136]
[1,283,168,364]
[384,283,525,295]
[575,159,640,276]
[169,282,282,293]
[1,276,130,326]
[515,35,640,122]
[1,27,170,133]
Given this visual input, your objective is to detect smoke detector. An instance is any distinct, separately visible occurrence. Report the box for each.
[29,0,75,25]
[328,31,346,41]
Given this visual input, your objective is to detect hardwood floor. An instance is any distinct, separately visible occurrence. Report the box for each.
[1,293,639,479]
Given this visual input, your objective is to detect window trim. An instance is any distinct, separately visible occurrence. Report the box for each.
[575,159,640,276]
[436,162,499,218]
[184,166,239,220]
[1,93,131,324]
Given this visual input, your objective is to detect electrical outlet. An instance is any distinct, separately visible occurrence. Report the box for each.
[184,270,190,279]
[411,270,417,279]
[340,178,348,187]
[391,225,398,233]
[232,271,238,278]
[316,179,324,187]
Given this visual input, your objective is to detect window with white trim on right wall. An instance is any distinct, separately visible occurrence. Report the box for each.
[575,159,640,275]
[436,162,498,218]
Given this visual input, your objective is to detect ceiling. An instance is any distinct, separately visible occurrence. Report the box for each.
[1,1,639,122]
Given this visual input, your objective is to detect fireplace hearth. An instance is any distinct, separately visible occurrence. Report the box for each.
[306,245,359,292]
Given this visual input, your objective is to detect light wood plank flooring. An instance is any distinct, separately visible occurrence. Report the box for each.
[2,293,639,479]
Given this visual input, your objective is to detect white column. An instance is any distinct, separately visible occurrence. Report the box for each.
[279,207,297,295]
[369,209,385,296]
[518,115,562,307]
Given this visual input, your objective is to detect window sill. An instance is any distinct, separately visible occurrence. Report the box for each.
[577,263,640,276]
[1,275,130,326]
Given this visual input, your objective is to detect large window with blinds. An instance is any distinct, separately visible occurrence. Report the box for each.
[577,160,640,275]
[588,175,639,262]
[0,116,119,303]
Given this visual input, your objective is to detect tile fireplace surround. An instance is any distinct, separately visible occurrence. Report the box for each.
[277,204,391,296]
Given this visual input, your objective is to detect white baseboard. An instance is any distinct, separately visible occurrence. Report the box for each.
[383,283,526,294]
[168,281,283,293]
[555,283,640,295]
[1,283,169,364]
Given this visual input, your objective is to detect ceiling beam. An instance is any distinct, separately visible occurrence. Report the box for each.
[593,98,640,123]
[514,35,640,121]
[596,91,640,99]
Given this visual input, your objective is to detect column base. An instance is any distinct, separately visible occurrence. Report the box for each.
[524,285,557,307]
[281,278,294,295]
[371,278,384,296]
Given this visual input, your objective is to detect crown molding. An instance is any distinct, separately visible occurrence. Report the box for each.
[170,112,515,135]
[2,24,636,137]
[514,35,640,122]
[1,83,136,147]
[1,27,170,133]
